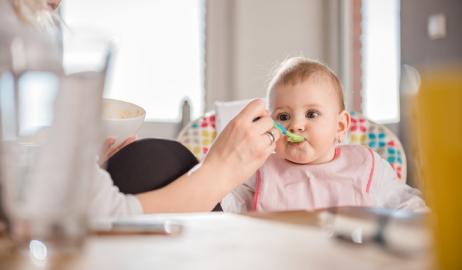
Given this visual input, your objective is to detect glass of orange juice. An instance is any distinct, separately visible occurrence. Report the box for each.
[414,68,462,269]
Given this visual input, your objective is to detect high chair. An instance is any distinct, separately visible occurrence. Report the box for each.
[177,110,406,182]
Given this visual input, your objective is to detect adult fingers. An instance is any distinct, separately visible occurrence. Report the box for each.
[101,137,115,155]
[121,136,137,146]
[107,136,137,158]
[268,127,281,143]
[256,127,280,152]
[99,137,115,166]
[252,116,274,135]
[104,137,116,147]
[235,99,269,123]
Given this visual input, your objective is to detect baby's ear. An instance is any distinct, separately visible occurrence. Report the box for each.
[337,110,351,141]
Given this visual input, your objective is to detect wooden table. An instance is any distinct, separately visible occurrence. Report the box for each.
[0,208,432,270]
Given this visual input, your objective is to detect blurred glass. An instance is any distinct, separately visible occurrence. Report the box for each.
[414,68,462,269]
[0,27,111,255]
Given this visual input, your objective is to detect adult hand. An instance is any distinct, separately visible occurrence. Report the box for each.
[99,136,137,166]
[203,99,280,190]
[136,100,280,213]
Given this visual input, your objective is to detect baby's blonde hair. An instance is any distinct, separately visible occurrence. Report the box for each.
[267,57,345,111]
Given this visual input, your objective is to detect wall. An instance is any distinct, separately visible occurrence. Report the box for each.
[400,0,462,186]
[401,0,462,70]
[232,0,325,101]
[140,0,336,139]
[206,0,336,110]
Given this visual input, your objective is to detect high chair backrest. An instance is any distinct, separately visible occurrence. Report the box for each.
[177,111,406,182]
[346,112,406,182]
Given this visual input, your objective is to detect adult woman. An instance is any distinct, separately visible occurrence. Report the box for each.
[1,0,280,217]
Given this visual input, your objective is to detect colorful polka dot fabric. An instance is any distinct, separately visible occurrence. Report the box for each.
[346,112,406,181]
[177,111,406,182]
[177,112,217,160]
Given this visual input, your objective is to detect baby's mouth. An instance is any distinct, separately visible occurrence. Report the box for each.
[287,137,306,145]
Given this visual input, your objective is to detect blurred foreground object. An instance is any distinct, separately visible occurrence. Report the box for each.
[0,3,112,258]
[414,68,462,269]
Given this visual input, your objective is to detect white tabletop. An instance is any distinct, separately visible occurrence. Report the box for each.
[0,211,432,270]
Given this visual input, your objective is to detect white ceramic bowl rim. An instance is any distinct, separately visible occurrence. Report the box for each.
[102,98,146,121]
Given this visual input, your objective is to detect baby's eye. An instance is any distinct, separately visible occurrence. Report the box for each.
[305,110,320,119]
[276,112,290,121]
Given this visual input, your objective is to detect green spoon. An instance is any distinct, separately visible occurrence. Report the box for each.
[274,121,305,143]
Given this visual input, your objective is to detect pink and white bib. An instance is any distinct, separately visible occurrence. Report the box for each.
[253,145,376,211]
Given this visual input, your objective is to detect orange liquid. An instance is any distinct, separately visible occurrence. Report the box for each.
[415,69,462,269]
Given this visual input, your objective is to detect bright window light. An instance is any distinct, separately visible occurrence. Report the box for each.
[362,0,400,123]
[62,0,204,121]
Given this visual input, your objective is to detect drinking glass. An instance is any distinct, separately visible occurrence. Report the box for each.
[413,68,462,269]
[0,27,113,257]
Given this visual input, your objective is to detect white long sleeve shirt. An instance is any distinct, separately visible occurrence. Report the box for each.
[88,166,143,219]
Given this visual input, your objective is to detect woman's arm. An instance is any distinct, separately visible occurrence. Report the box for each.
[137,99,279,213]
[136,162,240,213]
[89,166,144,218]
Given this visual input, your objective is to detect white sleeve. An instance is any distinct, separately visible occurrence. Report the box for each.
[369,152,428,213]
[221,174,256,214]
[88,166,144,219]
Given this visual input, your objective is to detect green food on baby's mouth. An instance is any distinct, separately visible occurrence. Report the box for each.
[286,131,305,143]
[273,121,305,143]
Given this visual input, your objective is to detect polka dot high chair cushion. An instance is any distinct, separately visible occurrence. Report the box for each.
[346,112,406,181]
[177,111,407,182]
[177,112,217,159]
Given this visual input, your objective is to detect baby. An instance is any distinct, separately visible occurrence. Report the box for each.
[222,57,426,213]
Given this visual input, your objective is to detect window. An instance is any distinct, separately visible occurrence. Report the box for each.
[361,0,400,123]
[62,0,205,121]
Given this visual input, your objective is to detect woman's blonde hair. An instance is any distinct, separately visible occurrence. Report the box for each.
[12,0,57,27]
[267,57,345,111]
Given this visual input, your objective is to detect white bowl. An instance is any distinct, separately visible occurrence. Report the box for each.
[102,99,146,144]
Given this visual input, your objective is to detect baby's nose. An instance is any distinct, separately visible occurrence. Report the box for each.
[288,120,305,133]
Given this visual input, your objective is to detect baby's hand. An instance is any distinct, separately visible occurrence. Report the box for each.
[99,136,137,166]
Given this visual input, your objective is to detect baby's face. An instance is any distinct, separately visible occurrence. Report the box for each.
[271,77,344,164]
